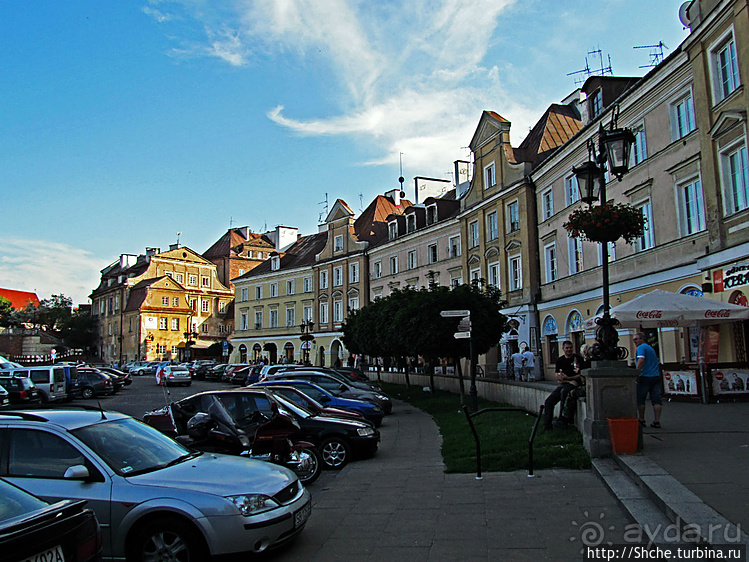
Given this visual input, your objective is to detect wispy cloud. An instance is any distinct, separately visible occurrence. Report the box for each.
[0,239,108,305]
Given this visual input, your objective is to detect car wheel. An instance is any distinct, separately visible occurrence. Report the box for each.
[136,370,144,376]
[294,446,323,485]
[128,516,207,562]
[81,387,94,400]
[319,437,351,470]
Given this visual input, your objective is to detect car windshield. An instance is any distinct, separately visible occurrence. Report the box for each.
[272,393,313,419]
[73,417,195,476]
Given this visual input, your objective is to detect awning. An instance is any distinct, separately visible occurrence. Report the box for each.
[175,340,213,349]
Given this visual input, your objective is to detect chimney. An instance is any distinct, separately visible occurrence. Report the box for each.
[146,247,160,257]
[169,244,180,251]
[385,188,403,206]
[236,226,251,239]
[274,226,298,252]
[119,254,137,269]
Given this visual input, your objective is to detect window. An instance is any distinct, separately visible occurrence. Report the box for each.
[508,255,522,291]
[270,282,278,297]
[565,175,580,206]
[631,124,647,166]
[218,301,225,313]
[449,236,461,258]
[407,250,417,270]
[679,178,706,234]
[390,256,398,275]
[201,323,208,334]
[201,276,210,287]
[488,261,500,288]
[450,276,462,288]
[303,276,313,292]
[255,286,262,300]
[636,201,655,252]
[597,242,616,266]
[373,289,383,300]
[426,205,437,225]
[333,266,343,286]
[303,304,313,322]
[373,261,382,279]
[175,273,183,284]
[388,222,398,240]
[7,429,86,478]
[711,30,740,103]
[334,235,343,252]
[469,220,479,248]
[589,90,603,118]
[333,299,343,323]
[190,298,196,311]
[171,318,179,330]
[484,162,496,189]
[172,297,179,307]
[487,211,498,240]
[470,268,481,283]
[161,296,169,305]
[544,243,557,283]
[427,244,438,264]
[722,143,749,214]
[241,312,249,330]
[671,92,696,140]
[254,311,263,329]
[319,302,329,324]
[271,256,280,271]
[201,299,209,313]
[320,270,329,289]
[406,215,416,233]
[349,296,359,311]
[269,309,278,328]
[506,201,519,232]
[287,280,295,295]
[349,263,359,283]
[238,268,245,276]
[240,287,248,301]
[568,237,583,274]
[188,274,197,286]
[542,188,554,221]
[159,317,167,330]
[286,307,295,327]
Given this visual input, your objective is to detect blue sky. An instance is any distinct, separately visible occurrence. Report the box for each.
[0,0,690,305]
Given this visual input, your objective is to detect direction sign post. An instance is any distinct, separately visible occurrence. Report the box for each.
[440,310,470,318]
[454,332,471,339]
[442,310,477,412]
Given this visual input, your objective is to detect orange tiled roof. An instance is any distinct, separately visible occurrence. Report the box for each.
[0,288,40,309]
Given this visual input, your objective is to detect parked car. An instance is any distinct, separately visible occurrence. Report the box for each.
[0,366,66,403]
[78,367,124,393]
[60,365,84,400]
[155,365,192,386]
[0,375,40,404]
[260,384,370,423]
[205,363,229,381]
[122,361,149,374]
[334,365,371,382]
[274,366,383,392]
[223,363,250,383]
[0,386,9,409]
[130,362,159,376]
[0,477,102,562]
[192,361,218,380]
[75,369,114,399]
[0,409,311,560]
[255,379,385,426]
[97,367,132,386]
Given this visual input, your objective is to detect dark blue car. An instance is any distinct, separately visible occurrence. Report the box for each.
[254,379,384,427]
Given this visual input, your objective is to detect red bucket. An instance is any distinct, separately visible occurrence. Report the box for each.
[607,417,639,454]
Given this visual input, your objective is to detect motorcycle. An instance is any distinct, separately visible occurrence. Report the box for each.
[147,400,323,485]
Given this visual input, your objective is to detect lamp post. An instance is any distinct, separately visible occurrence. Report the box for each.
[183,327,199,361]
[299,320,314,365]
[572,106,635,361]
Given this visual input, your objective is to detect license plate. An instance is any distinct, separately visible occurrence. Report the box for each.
[294,501,311,528]
[22,545,65,562]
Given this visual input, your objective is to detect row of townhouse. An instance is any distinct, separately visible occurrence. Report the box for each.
[230,0,749,381]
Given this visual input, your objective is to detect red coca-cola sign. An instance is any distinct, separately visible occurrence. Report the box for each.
[664,372,672,380]
[714,372,724,380]
[704,309,730,318]
[636,310,662,319]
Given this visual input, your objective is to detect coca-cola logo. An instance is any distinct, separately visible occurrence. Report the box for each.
[714,372,724,380]
[664,372,672,380]
[704,309,730,318]
[636,310,662,319]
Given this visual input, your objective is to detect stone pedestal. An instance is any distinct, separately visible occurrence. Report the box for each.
[583,360,638,457]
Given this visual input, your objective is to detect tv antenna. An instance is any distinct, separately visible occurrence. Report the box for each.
[633,41,668,68]
[568,47,612,85]
[176,232,182,245]
[398,152,405,193]
[358,192,364,213]
[318,193,329,223]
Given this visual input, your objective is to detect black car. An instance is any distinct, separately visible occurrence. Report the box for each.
[97,367,132,387]
[75,369,114,399]
[0,375,40,405]
[0,478,102,562]
[204,364,229,381]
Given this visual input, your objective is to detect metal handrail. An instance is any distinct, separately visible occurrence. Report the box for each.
[461,404,545,480]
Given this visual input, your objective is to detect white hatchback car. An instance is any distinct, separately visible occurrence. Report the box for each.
[0,409,311,559]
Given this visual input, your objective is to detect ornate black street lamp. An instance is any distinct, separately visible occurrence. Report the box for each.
[183,326,199,361]
[571,106,635,361]
[299,320,315,365]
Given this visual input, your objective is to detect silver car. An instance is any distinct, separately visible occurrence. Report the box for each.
[0,410,311,560]
[156,365,192,387]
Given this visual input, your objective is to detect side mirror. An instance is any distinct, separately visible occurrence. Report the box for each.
[63,464,90,480]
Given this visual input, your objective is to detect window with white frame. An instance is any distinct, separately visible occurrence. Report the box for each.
[722,142,749,214]
[333,266,343,286]
[171,318,179,331]
[373,289,383,300]
[597,242,616,266]
[508,255,522,291]
[469,220,480,248]
[218,301,225,313]
[373,261,382,279]
[270,282,278,297]
[287,280,295,295]
[188,274,197,286]
[190,298,196,311]
[320,270,329,289]
[349,263,359,283]
[565,175,580,206]
[426,205,437,225]
[254,310,263,329]
[201,323,208,334]
[679,177,706,234]
[449,236,461,258]
[407,250,417,270]
[390,256,398,275]
[271,256,280,271]
[544,242,557,283]
[319,302,328,324]
[506,201,519,232]
[568,237,583,274]
[303,303,313,322]
[159,317,167,330]
[542,188,554,221]
[349,295,359,311]
[427,244,438,264]
[175,273,183,284]
[470,268,481,283]
[240,287,248,302]
[710,28,740,104]
[171,296,179,307]
[269,309,278,328]
[487,211,498,240]
[161,296,169,305]
[671,91,696,140]
[303,276,313,293]
[631,124,647,166]
[450,276,462,288]
[488,261,500,288]
[255,286,262,300]
[388,221,398,240]
[484,162,496,189]
[201,276,210,287]
[333,299,343,323]
[238,268,245,276]
[201,299,210,313]
[334,235,343,252]
[636,201,655,251]
[406,214,416,233]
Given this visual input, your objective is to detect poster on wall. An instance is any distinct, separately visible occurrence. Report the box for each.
[143,316,158,329]
[699,325,721,363]
[663,370,699,396]
[711,370,749,395]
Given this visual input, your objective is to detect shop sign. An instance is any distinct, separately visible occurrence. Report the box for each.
[663,370,698,396]
[713,263,749,292]
[712,370,749,395]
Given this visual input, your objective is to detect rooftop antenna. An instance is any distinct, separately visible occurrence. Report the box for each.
[229,216,234,229]
[318,193,329,223]
[588,47,613,76]
[568,47,613,86]
[176,232,181,246]
[398,152,405,194]
[633,41,668,68]
[358,192,364,213]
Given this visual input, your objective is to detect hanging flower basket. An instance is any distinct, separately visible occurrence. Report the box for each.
[563,203,646,244]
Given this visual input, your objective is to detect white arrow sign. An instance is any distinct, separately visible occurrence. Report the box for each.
[441,310,470,317]
[454,332,471,339]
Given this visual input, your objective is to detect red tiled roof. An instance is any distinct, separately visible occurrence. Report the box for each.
[354,195,413,244]
[0,288,40,309]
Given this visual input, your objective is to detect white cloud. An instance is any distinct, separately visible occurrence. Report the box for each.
[0,239,108,306]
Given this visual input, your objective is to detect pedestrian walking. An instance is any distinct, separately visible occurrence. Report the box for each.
[634,332,662,428]
[511,349,524,381]
[521,346,535,381]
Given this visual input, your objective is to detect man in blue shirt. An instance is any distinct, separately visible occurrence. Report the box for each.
[634,332,662,428]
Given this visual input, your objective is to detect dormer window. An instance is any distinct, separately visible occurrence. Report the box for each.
[589,90,603,118]
[271,256,280,271]
[406,215,416,233]
[484,162,496,189]
[426,205,437,225]
[334,235,344,252]
[388,221,398,240]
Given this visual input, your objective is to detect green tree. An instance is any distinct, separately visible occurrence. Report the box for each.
[0,297,13,326]
[59,309,98,350]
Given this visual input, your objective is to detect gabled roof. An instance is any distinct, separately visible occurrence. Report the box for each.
[515,104,582,165]
[0,288,40,309]
[353,195,412,244]
[239,232,328,280]
[324,199,355,223]
[203,228,273,260]
[470,110,511,151]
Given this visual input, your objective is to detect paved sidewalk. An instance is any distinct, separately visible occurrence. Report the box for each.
[262,400,634,561]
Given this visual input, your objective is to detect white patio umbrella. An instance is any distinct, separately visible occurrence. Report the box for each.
[585,289,749,329]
